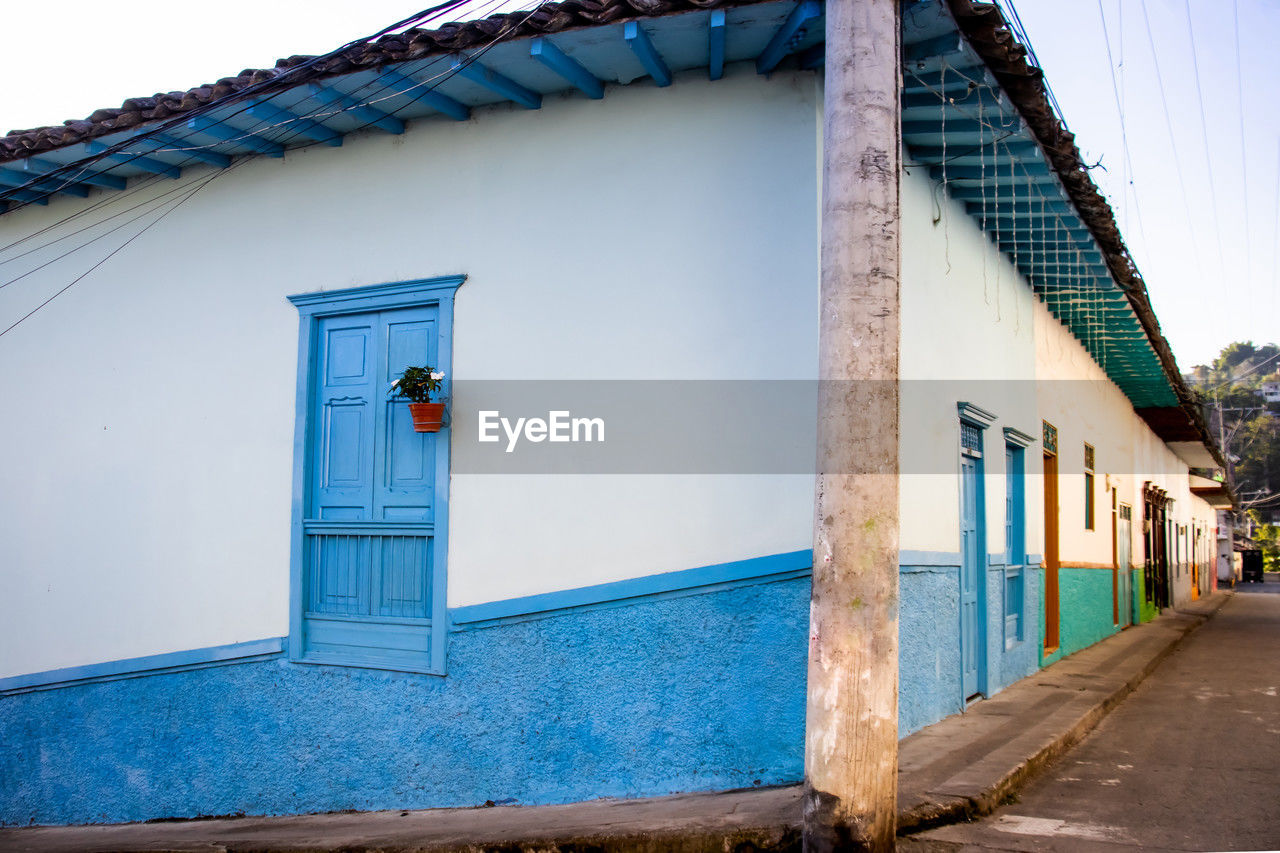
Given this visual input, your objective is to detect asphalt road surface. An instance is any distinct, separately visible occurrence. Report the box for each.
[908,576,1280,852]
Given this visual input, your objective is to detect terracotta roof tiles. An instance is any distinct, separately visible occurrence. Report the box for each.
[1,0,741,162]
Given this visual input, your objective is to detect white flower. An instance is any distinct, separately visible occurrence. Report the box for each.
[390,379,400,388]
[430,371,445,381]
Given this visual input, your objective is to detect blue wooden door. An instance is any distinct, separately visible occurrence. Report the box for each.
[311,307,438,523]
[304,305,440,666]
[960,449,986,700]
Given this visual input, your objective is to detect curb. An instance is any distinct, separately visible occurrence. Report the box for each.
[897,590,1232,836]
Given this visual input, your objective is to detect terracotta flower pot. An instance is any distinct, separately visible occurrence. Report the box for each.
[408,402,446,433]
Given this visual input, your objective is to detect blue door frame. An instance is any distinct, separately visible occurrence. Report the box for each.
[960,451,987,699]
[286,276,464,675]
[958,409,991,703]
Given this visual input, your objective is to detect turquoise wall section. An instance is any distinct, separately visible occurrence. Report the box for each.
[1041,567,1120,666]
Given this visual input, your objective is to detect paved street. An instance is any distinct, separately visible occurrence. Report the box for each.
[908,579,1280,852]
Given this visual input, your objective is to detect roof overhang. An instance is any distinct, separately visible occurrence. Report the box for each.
[1169,441,1222,470]
[1,0,1209,435]
[899,0,1192,413]
[1189,474,1235,509]
[0,0,820,208]
[1136,405,1229,471]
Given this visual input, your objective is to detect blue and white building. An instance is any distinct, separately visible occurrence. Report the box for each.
[0,0,1225,826]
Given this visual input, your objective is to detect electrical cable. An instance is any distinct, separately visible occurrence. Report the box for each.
[0,0,488,207]
[994,0,1065,123]
[1240,491,1280,510]
[1181,0,1227,280]
[1138,0,1205,285]
[1207,349,1280,391]
[119,0,528,161]
[0,169,239,270]
[0,171,170,257]
[0,171,221,339]
[1,0,532,207]
[1096,0,1152,264]
[0,0,548,332]
[0,160,253,288]
[0,0,532,261]
[1232,0,1251,294]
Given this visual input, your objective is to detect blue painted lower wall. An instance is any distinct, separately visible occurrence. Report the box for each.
[899,566,960,734]
[1,577,810,826]
[986,565,1041,699]
[897,562,1040,734]
[0,555,1103,826]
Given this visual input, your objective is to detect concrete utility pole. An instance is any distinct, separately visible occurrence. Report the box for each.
[804,0,901,849]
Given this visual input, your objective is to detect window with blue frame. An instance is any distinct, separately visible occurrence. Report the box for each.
[1002,427,1033,649]
[286,276,463,674]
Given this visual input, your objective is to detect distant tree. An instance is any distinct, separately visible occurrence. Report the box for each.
[1209,341,1280,389]
[1215,341,1257,373]
[1197,341,1280,511]
[1234,416,1280,502]
[1246,512,1279,572]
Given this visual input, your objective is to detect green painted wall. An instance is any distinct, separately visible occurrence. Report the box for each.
[1135,568,1159,623]
[1040,567,1121,666]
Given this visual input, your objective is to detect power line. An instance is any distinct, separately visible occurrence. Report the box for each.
[0,169,232,270]
[1139,0,1206,286]
[0,172,219,340]
[1233,0,1251,295]
[1181,0,1228,283]
[0,0,483,210]
[1241,490,1280,510]
[0,0,546,334]
[0,0,531,259]
[1210,349,1280,390]
[0,171,170,257]
[994,0,1066,122]
[1096,0,1152,262]
[0,161,251,289]
[0,0,538,219]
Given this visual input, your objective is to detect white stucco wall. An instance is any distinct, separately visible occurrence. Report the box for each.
[0,68,821,677]
[898,162,1039,558]
[0,59,1215,680]
[1033,297,1205,580]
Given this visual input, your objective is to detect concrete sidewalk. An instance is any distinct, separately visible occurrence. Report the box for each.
[0,592,1229,853]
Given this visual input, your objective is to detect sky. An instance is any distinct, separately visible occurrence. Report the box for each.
[3,0,1277,370]
[1006,0,1280,369]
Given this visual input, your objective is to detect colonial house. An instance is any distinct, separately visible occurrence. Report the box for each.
[0,0,1225,826]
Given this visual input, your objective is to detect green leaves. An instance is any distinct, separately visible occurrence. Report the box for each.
[390,366,445,403]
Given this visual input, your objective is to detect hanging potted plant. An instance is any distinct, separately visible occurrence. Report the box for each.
[390,366,447,433]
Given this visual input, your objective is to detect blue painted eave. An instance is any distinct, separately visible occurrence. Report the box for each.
[0,0,1173,409]
[0,0,822,212]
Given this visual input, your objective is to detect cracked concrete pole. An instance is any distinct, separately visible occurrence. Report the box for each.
[803,0,901,849]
